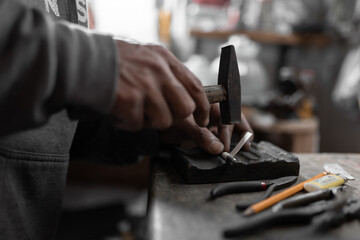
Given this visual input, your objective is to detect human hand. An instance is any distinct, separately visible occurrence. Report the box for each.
[110,40,210,131]
[160,104,254,155]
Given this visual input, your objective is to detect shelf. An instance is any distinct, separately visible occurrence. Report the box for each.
[190,29,331,46]
[250,118,319,134]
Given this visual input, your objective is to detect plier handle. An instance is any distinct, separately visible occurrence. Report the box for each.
[223,186,350,238]
[208,175,298,210]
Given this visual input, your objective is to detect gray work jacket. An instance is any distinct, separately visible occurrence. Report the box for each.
[0,1,157,239]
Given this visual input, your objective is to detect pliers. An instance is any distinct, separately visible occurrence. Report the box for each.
[208,176,298,209]
[223,186,356,238]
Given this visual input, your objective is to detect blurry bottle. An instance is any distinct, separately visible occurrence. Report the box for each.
[297,69,316,119]
[158,0,173,46]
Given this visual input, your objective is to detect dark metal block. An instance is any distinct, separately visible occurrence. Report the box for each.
[172,141,300,184]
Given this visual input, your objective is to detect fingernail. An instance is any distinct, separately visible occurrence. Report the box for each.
[208,140,224,154]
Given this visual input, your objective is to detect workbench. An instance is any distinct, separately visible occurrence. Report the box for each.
[147,154,360,240]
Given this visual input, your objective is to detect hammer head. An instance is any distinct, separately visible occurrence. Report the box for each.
[218,45,241,124]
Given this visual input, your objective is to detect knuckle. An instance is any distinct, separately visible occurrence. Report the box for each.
[153,114,173,129]
[152,62,166,75]
[139,76,155,91]
[196,127,209,139]
[146,58,167,76]
[191,79,204,94]
[204,102,211,113]
[159,118,173,129]
[178,101,195,118]
[123,89,142,105]
[115,91,144,131]
[152,44,168,55]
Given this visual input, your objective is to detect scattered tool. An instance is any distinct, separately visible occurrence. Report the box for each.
[203,45,241,124]
[243,171,330,216]
[310,196,360,233]
[221,132,252,165]
[236,176,298,210]
[323,163,355,180]
[272,187,342,212]
[208,175,297,201]
[223,187,349,238]
[304,174,347,192]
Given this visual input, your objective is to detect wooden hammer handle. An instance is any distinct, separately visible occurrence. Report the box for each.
[204,85,227,104]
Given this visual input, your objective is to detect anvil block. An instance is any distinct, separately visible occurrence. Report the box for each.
[172,141,300,184]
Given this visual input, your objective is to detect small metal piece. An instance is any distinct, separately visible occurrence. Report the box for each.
[221,152,237,165]
[221,132,252,165]
[229,132,252,156]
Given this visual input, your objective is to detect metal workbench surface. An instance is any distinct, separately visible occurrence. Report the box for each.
[147,153,360,240]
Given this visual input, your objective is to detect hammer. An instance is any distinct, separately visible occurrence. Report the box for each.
[203,45,241,124]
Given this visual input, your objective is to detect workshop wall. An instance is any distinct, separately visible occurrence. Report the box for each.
[284,44,360,153]
[91,0,360,153]
[165,0,360,153]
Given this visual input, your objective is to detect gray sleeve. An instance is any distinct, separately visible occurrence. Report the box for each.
[0,0,117,136]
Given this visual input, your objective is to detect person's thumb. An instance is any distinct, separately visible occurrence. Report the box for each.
[188,126,224,155]
[207,138,224,155]
[177,116,224,155]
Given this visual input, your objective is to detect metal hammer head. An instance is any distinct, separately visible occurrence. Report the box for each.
[218,45,241,124]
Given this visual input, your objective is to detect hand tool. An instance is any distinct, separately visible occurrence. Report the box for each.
[208,175,297,201]
[310,196,360,233]
[235,175,298,210]
[243,171,330,216]
[304,174,347,192]
[223,187,348,238]
[203,45,241,124]
[221,132,252,165]
[272,188,334,212]
[323,163,355,180]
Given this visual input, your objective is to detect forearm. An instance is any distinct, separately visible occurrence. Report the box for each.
[0,0,117,136]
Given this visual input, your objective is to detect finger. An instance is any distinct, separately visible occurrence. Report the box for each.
[164,50,210,127]
[141,49,196,122]
[208,103,221,127]
[218,124,235,152]
[111,88,144,131]
[209,103,233,151]
[236,112,253,133]
[235,112,254,151]
[178,116,224,155]
[144,82,173,129]
[162,77,196,121]
[209,126,218,136]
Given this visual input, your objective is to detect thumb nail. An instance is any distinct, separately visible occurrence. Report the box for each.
[208,140,224,154]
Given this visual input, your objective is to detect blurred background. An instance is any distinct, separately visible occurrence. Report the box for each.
[55,0,360,239]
